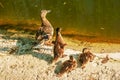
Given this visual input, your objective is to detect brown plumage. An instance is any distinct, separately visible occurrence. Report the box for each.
[55,28,66,46]
[57,56,77,77]
[101,54,109,64]
[52,43,66,63]
[35,10,54,45]
[79,48,95,69]
[52,28,67,63]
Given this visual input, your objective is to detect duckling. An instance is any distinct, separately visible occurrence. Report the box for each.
[55,28,66,46]
[55,28,67,55]
[57,56,77,77]
[52,28,67,63]
[35,10,54,45]
[52,43,66,63]
[101,54,109,64]
[79,48,95,69]
[87,51,95,62]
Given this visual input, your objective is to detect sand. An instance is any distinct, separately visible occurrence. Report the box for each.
[0,28,120,80]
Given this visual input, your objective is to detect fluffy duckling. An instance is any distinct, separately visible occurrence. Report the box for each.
[55,28,67,56]
[52,28,67,63]
[101,54,109,64]
[52,43,66,63]
[55,28,66,46]
[79,48,95,69]
[57,56,77,77]
[35,10,54,45]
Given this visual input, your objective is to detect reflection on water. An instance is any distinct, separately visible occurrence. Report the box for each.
[0,0,120,42]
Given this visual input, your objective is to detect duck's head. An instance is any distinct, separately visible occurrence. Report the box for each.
[56,27,61,33]
[41,10,51,17]
[82,48,90,53]
[69,55,74,61]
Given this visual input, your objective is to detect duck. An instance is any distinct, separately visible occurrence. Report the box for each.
[52,28,67,63]
[52,43,66,63]
[79,48,95,69]
[57,56,77,77]
[35,10,54,45]
[55,28,66,46]
[101,54,109,64]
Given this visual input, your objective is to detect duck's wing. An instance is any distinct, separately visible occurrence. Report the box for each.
[35,26,44,39]
[42,26,53,35]
[79,54,86,63]
[72,61,77,69]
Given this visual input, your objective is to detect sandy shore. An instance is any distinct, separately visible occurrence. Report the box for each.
[0,28,120,80]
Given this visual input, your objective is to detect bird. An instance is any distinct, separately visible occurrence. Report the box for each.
[55,28,66,46]
[52,42,66,63]
[101,54,109,64]
[35,10,54,45]
[57,56,77,77]
[79,48,95,69]
[52,28,67,63]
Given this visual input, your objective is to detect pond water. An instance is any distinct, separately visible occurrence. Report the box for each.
[0,0,120,42]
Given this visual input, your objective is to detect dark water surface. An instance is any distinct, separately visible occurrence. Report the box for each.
[0,0,120,42]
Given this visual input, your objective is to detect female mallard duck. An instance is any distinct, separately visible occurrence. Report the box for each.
[79,48,95,69]
[35,10,54,45]
[57,56,77,77]
[52,28,67,63]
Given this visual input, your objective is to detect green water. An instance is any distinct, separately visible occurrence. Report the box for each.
[0,0,120,40]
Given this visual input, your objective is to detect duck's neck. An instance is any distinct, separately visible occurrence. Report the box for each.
[41,15,52,27]
[56,32,64,44]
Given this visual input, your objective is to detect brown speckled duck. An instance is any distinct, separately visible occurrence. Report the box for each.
[52,28,67,63]
[101,54,109,64]
[35,10,54,45]
[57,56,77,77]
[79,48,95,69]
[55,28,66,46]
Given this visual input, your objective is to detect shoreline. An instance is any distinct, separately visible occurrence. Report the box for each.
[64,37,120,53]
[0,20,120,44]
[0,26,120,53]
